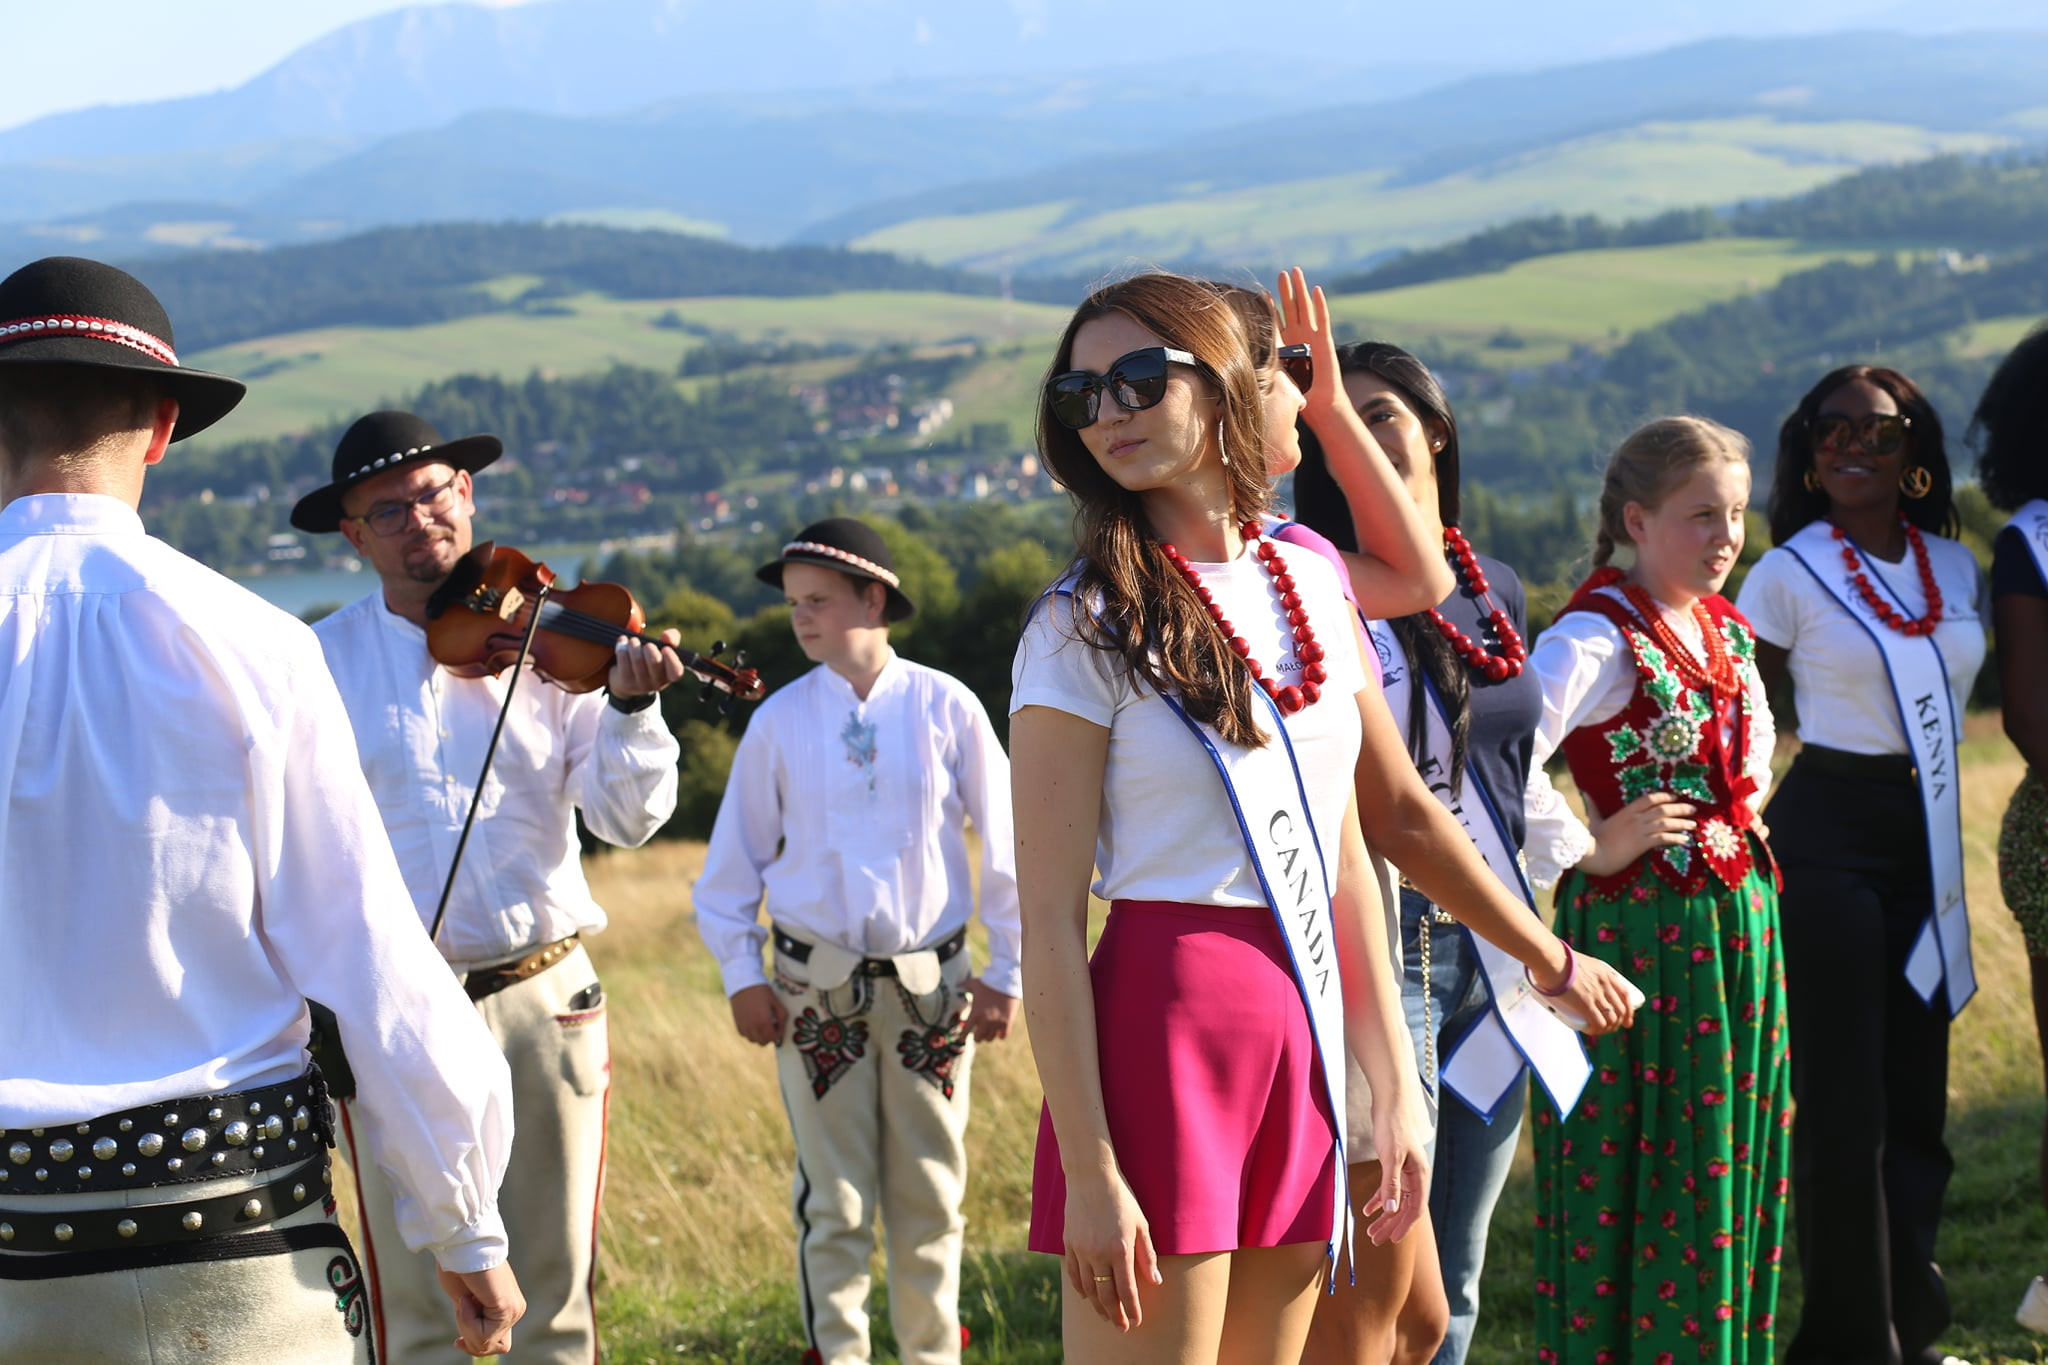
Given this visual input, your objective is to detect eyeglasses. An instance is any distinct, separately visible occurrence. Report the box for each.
[349,473,463,537]
[1277,343,1313,395]
[1047,347,1198,430]
[1811,413,1911,458]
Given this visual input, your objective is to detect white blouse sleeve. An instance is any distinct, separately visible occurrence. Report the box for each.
[1742,653,1777,814]
[1522,611,1637,890]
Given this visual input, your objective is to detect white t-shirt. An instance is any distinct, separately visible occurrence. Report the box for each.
[1011,539,1367,907]
[1736,532,1987,756]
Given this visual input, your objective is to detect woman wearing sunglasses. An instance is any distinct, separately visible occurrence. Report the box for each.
[1735,365,1986,1365]
[1012,272,1636,1363]
[1969,325,2048,1336]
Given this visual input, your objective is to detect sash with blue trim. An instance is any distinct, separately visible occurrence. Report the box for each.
[1781,521,1974,1016]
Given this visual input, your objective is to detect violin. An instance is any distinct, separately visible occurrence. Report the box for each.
[424,542,764,704]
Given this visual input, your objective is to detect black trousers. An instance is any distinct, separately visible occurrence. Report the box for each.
[1773,750,1954,1365]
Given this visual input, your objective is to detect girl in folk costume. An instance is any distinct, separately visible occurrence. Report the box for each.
[1526,417,1791,1362]
[1736,367,1984,1365]
[1967,326,2048,1336]
[1012,272,1634,1364]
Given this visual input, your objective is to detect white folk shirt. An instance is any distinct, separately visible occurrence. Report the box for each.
[1523,588,1776,890]
[0,495,512,1271]
[693,655,1022,999]
[314,591,681,972]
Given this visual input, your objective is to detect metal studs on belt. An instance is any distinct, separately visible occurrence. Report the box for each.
[292,1183,307,1202]
[136,1133,164,1157]
[293,1107,311,1132]
[117,1219,137,1239]
[181,1128,208,1152]
[6,1143,27,1165]
[92,1138,117,1162]
[0,1223,11,1242]
[48,1140,73,1163]
[182,1211,203,1231]
[262,1115,285,1140]
[242,1199,263,1220]
[52,1223,73,1243]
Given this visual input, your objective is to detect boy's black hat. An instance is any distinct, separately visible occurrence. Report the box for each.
[0,256,246,442]
[756,517,916,621]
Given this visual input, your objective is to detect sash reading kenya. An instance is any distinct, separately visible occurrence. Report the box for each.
[1368,620,1593,1120]
[1783,520,1975,1016]
[1035,585,1353,1273]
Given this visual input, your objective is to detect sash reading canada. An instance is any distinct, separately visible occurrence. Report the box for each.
[1782,520,1976,1017]
[1369,619,1593,1120]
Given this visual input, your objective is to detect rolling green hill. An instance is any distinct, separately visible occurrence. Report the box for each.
[187,289,1072,446]
[852,117,2009,276]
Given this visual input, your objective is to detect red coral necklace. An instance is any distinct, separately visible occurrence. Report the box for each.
[1832,516,1944,637]
[1618,581,1739,697]
[1430,527,1527,681]
[1160,524,1328,714]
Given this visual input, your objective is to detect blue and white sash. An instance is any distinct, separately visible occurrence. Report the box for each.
[1369,620,1593,1120]
[1782,521,1975,1016]
[1034,580,1351,1269]
[2011,499,2048,596]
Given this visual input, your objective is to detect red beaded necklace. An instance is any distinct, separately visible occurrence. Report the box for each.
[1430,527,1527,682]
[1832,516,1944,637]
[1617,581,1740,698]
[1160,523,1328,715]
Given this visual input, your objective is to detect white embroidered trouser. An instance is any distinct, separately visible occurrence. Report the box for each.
[773,939,975,1365]
[342,941,609,1365]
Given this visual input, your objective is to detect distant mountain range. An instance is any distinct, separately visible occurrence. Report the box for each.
[2,4,2046,275]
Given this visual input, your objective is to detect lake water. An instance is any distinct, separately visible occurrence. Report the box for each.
[235,550,588,619]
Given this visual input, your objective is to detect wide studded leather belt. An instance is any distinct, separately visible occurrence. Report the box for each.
[0,1155,329,1255]
[0,1068,331,1197]
[465,932,581,1002]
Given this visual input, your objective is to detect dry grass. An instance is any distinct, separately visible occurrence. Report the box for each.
[333,722,2048,1362]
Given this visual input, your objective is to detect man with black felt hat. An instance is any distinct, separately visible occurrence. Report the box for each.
[694,517,1021,1365]
[296,407,686,1364]
[0,260,526,1360]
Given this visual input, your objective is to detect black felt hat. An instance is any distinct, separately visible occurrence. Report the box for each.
[0,256,246,442]
[756,516,916,621]
[290,410,503,533]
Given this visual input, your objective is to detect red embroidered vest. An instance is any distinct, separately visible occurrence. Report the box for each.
[1556,582,1771,897]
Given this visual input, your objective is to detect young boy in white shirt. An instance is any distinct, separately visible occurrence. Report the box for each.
[693,517,1020,1365]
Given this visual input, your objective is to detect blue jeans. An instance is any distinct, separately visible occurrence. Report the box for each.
[1399,887,1528,1365]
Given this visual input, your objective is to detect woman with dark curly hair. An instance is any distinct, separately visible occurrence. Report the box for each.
[1735,364,1988,1365]
[1969,324,2048,1335]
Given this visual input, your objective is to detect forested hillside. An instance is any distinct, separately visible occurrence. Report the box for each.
[125,223,1082,353]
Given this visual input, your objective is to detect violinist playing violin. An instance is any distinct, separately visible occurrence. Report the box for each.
[291,409,684,1365]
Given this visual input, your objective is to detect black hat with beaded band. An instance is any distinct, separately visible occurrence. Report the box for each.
[756,516,917,622]
[0,255,246,442]
[290,409,503,533]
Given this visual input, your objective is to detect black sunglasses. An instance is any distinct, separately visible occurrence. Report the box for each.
[1812,412,1911,457]
[1276,343,1314,395]
[1047,347,1198,430]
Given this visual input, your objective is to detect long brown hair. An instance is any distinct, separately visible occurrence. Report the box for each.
[1036,272,1273,746]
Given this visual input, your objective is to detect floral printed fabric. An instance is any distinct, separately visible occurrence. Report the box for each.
[1998,770,2048,957]
[1533,862,1792,1363]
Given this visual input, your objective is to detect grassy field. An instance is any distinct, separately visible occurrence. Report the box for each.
[854,117,2007,276]
[327,716,2048,1363]
[182,290,1072,446]
[1328,237,1883,369]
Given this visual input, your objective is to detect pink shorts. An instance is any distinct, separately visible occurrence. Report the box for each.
[1028,899,1336,1256]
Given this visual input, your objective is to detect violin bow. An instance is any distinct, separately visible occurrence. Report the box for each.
[429,576,553,945]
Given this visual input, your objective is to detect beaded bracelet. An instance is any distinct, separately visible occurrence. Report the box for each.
[1526,941,1577,998]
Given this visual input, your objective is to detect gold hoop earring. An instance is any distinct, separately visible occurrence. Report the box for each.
[1803,468,1822,493]
[1901,465,1933,499]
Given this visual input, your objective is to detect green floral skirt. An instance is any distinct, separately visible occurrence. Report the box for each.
[1998,770,2048,957]
[1532,862,1792,1364]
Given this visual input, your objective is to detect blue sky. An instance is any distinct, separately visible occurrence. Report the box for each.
[3,0,2038,135]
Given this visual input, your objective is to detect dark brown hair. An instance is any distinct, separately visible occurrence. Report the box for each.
[1769,364,1957,544]
[1970,325,2048,512]
[1594,416,1751,567]
[1293,341,1472,782]
[1036,272,1273,746]
[0,366,162,472]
